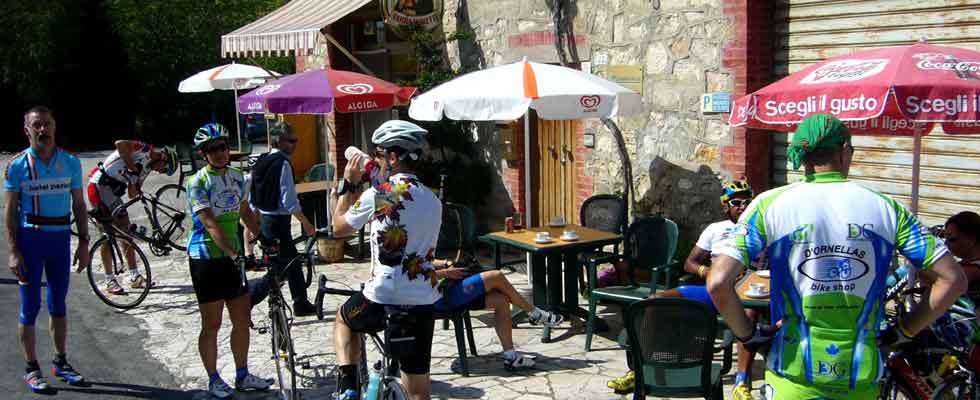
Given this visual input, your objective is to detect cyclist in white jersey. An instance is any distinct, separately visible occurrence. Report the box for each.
[707,114,966,399]
[87,141,177,294]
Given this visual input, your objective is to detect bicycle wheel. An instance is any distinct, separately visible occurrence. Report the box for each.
[381,377,410,400]
[152,184,190,251]
[271,308,298,400]
[933,373,976,400]
[85,235,152,309]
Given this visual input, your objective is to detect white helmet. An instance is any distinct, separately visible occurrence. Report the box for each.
[372,120,427,160]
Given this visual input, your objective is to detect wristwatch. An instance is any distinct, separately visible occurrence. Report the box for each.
[336,179,360,196]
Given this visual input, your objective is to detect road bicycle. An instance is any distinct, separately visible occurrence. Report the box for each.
[75,187,189,309]
[253,233,321,400]
[314,275,410,400]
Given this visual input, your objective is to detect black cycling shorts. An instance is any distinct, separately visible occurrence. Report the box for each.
[339,291,435,375]
[189,258,248,304]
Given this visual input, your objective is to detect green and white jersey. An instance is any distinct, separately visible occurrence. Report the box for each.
[185,166,246,260]
[718,172,947,395]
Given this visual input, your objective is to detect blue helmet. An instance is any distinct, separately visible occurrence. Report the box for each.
[193,123,229,150]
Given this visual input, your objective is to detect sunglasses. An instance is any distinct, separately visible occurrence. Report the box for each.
[726,198,751,208]
[281,138,298,144]
[946,236,961,243]
[203,142,229,153]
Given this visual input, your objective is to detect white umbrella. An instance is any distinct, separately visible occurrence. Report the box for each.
[409,58,642,223]
[179,62,279,148]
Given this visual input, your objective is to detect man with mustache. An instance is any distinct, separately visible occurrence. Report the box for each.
[4,106,92,392]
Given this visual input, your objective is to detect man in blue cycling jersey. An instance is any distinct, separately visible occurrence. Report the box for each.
[708,114,966,399]
[4,106,92,392]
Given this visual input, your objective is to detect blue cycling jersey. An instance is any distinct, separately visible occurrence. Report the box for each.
[3,148,82,231]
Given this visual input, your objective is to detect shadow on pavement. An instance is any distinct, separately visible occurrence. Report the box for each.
[57,381,192,399]
[431,379,486,399]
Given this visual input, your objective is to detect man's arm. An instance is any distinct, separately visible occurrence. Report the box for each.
[71,188,91,271]
[902,254,967,335]
[332,188,362,238]
[5,190,23,279]
[684,246,711,277]
[706,254,753,339]
[197,208,240,258]
[280,161,314,235]
[239,201,260,238]
[115,140,139,171]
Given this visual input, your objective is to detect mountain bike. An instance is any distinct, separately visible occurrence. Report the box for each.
[77,188,189,309]
[314,275,410,400]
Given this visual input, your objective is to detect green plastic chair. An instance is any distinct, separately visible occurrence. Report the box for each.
[624,298,733,399]
[303,163,334,182]
[433,202,479,376]
[585,215,681,351]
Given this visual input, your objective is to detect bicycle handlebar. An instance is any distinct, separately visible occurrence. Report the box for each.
[320,286,358,297]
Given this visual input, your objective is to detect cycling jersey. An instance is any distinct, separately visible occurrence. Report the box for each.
[719,171,947,398]
[344,173,442,306]
[185,166,246,260]
[3,148,82,231]
[696,220,736,257]
[89,141,153,188]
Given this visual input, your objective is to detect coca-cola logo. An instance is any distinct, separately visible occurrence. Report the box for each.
[913,53,980,80]
[580,95,601,110]
[254,84,281,96]
[336,83,375,95]
[800,59,889,84]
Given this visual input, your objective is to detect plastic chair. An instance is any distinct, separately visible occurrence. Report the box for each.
[302,163,334,182]
[585,216,681,351]
[624,298,733,399]
[578,194,628,293]
[434,202,479,376]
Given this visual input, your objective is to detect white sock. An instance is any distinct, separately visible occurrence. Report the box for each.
[503,350,517,360]
[128,268,140,279]
[104,273,116,282]
[528,307,544,321]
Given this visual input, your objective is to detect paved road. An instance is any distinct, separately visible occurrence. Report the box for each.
[0,151,191,399]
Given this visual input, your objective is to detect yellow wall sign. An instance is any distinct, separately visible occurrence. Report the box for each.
[383,0,443,30]
[606,65,643,95]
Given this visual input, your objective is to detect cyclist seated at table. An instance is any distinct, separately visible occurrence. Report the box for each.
[87,140,177,294]
[607,180,763,400]
[899,211,980,309]
[432,259,562,370]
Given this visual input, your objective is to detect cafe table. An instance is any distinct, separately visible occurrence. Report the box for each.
[479,224,622,342]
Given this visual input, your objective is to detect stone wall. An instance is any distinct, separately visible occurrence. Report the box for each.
[440,0,737,245]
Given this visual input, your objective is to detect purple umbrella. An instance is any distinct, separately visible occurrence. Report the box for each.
[237,69,334,114]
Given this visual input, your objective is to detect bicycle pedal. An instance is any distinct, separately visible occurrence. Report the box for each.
[301,362,311,370]
[257,327,268,334]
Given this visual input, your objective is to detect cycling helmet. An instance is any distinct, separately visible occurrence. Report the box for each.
[720,179,753,205]
[159,146,178,176]
[371,120,428,160]
[193,123,229,150]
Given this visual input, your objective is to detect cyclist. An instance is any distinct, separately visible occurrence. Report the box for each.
[331,120,441,400]
[707,114,966,399]
[186,122,272,398]
[87,139,177,294]
[606,179,763,398]
[432,261,563,370]
[248,121,316,316]
[5,106,91,392]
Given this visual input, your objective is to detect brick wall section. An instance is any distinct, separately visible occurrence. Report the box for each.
[503,120,525,218]
[721,0,773,191]
[322,24,353,179]
[574,120,593,224]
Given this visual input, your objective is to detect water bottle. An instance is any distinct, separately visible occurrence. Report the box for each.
[129,224,147,237]
[345,146,378,181]
[364,363,382,400]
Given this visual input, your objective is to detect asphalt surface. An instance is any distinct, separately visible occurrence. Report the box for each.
[0,150,192,399]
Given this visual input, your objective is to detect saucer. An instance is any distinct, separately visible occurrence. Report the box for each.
[560,235,579,241]
[745,290,770,298]
[548,222,566,228]
[756,270,771,278]
[534,237,553,244]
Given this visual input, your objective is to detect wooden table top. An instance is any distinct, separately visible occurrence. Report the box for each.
[296,180,330,194]
[736,270,771,304]
[481,224,622,253]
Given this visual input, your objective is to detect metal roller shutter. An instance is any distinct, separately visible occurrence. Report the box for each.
[771,0,980,226]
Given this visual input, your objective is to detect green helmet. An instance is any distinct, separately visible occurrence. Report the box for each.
[193,123,229,150]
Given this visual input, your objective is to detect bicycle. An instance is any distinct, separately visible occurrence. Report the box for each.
[253,233,321,400]
[313,275,410,400]
[77,189,189,309]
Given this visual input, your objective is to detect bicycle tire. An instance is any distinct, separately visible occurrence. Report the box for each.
[381,377,410,400]
[271,308,299,400]
[85,236,152,309]
[879,374,924,400]
[314,275,327,320]
[152,184,189,251]
[932,373,976,400]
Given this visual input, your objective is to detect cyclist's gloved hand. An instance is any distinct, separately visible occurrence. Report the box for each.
[879,320,915,347]
[738,323,778,354]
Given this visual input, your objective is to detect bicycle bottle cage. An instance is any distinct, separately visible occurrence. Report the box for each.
[384,307,418,357]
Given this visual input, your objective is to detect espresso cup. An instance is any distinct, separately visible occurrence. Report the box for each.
[749,283,766,294]
[535,232,550,241]
[551,216,564,226]
[562,230,576,238]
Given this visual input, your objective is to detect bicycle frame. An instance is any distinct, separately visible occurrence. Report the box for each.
[93,191,184,256]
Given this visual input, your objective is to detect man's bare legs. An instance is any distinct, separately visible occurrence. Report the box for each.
[485,292,514,350]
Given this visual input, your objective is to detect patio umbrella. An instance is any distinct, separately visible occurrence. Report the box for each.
[730,41,980,214]
[238,68,417,235]
[409,57,642,223]
[179,62,279,148]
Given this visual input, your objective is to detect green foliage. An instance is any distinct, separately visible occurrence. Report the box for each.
[397,25,475,93]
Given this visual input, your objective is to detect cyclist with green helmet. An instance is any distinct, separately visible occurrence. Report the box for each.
[86,141,177,293]
[185,122,272,398]
[708,114,966,399]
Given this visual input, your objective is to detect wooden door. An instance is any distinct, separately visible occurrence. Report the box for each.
[531,118,578,227]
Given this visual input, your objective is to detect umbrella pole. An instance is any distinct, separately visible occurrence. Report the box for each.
[911,126,923,215]
[234,89,243,152]
[324,119,334,237]
[524,115,532,226]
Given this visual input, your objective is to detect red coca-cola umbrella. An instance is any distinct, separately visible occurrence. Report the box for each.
[730,41,980,212]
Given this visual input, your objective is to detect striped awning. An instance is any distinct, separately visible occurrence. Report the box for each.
[222,0,372,58]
